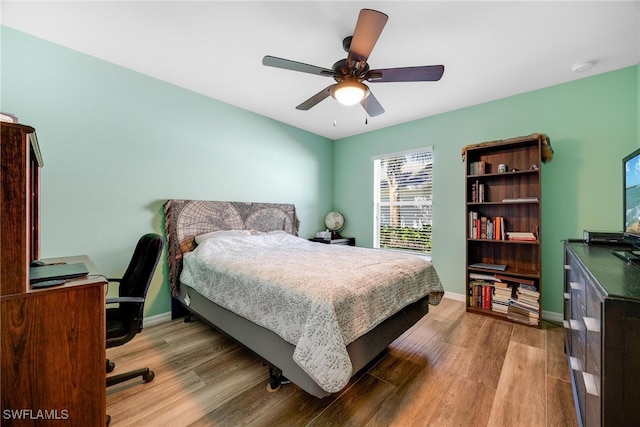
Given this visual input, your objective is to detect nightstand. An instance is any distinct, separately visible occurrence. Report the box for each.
[309,237,355,246]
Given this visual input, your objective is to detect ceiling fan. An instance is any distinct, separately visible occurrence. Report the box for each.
[262,8,445,117]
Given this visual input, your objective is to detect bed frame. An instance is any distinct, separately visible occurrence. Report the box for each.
[164,199,432,398]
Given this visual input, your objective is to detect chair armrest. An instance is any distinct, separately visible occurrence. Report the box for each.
[106,296,145,305]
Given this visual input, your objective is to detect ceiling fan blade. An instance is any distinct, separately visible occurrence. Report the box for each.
[367,65,445,82]
[347,9,388,63]
[296,85,334,110]
[263,56,335,77]
[360,90,385,117]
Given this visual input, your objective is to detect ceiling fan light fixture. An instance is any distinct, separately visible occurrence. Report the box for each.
[331,79,369,106]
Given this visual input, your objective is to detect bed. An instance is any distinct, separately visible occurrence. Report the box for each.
[164,199,444,398]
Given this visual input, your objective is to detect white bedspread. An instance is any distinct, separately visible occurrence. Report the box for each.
[180,232,443,393]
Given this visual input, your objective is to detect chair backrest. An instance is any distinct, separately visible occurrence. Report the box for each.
[118,233,164,326]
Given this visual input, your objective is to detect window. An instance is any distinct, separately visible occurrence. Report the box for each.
[373,147,433,254]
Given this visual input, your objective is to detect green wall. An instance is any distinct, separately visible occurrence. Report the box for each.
[2,25,638,319]
[1,27,334,317]
[334,66,639,315]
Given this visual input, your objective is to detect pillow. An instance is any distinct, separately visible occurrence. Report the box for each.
[194,229,251,245]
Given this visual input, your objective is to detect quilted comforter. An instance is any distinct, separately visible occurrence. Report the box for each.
[180,231,444,393]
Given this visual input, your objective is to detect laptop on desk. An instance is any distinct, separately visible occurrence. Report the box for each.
[29,262,90,284]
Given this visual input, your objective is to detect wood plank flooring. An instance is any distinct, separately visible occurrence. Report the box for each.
[106,298,578,426]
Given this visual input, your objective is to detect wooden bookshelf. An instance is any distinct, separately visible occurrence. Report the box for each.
[464,135,545,327]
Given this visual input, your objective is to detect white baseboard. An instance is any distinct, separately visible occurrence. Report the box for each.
[541,310,563,324]
[443,291,562,324]
[443,291,466,302]
[144,311,172,327]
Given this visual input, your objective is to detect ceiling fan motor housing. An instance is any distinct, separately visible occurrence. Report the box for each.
[332,59,370,82]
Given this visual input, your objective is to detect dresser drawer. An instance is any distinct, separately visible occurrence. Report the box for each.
[564,245,602,427]
[585,281,603,378]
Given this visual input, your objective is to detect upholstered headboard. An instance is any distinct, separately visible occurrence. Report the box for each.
[163,200,299,297]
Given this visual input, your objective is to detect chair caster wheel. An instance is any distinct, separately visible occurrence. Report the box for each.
[143,370,155,383]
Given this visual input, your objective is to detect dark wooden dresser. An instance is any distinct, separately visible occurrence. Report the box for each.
[563,241,640,427]
[1,123,107,426]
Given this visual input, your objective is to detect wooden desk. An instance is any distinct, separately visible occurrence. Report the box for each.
[1,255,107,426]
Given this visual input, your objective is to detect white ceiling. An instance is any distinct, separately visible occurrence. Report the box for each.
[2,1,639,140]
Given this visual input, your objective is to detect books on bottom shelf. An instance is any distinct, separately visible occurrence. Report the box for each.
[469,280,494,309]
[492,282,511,314]
[507,283,540,326]
[468,274,540,325]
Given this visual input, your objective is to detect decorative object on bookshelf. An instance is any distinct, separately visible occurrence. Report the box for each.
[461,132,553,163]
[464,134,548,327]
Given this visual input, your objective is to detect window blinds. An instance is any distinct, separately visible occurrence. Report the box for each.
[373,147,433,254]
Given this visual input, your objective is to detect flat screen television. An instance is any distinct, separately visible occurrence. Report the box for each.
[615,147,640,261]
[624,148,640,239]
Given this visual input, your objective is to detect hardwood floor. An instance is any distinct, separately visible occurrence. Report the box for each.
[106,298,578,426]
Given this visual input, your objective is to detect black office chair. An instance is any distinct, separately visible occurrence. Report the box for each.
[106,233,164,387]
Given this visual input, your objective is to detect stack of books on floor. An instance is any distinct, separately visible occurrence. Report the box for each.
[507,284,540,325]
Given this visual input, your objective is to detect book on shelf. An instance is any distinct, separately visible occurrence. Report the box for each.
[506,231,537,241]
[494,216,504,240]
[507,305,540,326]
[469,160,486,175]
[469,211,477,238]
[507,282,540,325]
[469,273,502,282]
[492,275,539,294]
[493,274,535,286]
[469,262,507,271]
[469,280,494,309]
[480,216,488,239]
[470,180,485,202]
[501,197,539,203]
[468,213,506,240]
[492,282,512,314]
